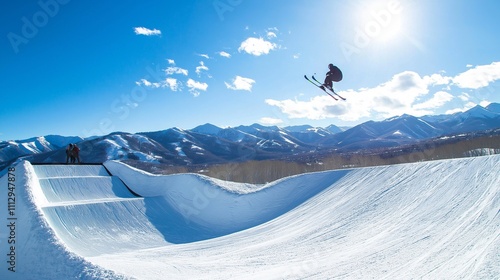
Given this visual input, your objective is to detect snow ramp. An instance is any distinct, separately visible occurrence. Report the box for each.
[0,163,130,279]
[1,156,499,279]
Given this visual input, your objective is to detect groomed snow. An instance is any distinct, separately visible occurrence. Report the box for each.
[1,155,499,279]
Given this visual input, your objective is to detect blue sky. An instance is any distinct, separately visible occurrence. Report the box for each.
[1,0,500,141]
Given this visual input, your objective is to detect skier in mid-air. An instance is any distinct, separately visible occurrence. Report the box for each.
[304,64,345,100]
[319,63,343,91]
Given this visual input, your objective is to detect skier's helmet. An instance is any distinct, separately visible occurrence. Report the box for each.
[328,63,335,70]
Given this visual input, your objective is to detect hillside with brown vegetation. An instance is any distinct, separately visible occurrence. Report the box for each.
[127,130,500,184]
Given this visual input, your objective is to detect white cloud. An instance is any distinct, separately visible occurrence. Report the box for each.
[267,31,277,39]
[187,79,208,90]
[134,27,161,36]
[136,78,180,91]
[266,62,500,122]
[453,62,500,89]
[266,71,441,122]
[219,51,231,58]
[413,91,454,110]
[186,79,208,96]
[479,100,492,107]
[458,92,471,102]
[265,97,342,120]
[165,66,188,76]
[225,76,255,91]
[198,53,210,59]
[238,37,277,56]
[445,102,476,114]
[196,61,209,75]
[364,71,430,117]
[423,73,452,86]
[136,79,160,88]
[260,117,283,125]
[167,59,175,65]
[164,78,179,91]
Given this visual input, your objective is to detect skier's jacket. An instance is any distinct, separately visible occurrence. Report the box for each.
[72,145,80,155]
[327,66,343,82]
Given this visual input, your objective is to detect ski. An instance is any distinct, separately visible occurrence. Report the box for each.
[304,75,338,100]
[312,75,346,101]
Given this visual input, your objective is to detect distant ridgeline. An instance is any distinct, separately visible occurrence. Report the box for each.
[1,104,500,181]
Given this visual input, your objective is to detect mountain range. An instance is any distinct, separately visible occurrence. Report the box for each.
[1,103,499,171]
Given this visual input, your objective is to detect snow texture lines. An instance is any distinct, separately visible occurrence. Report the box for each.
[0,155,499,279]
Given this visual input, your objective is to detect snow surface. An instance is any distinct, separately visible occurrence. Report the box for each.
[1,155,499,279]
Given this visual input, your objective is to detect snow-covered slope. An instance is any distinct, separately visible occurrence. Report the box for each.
[0,163,125,279]
[0,156,499,279]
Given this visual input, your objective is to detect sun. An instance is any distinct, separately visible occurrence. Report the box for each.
[377,16,404,43]
[352,0,406,44]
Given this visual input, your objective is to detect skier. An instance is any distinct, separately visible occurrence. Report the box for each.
[304,64,346,100]
[320,63,343,91]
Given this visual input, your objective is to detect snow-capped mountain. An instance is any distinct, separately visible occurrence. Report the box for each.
[324,114,442,149]
[324,104,500,149]
[1,103,499,170]
[0,135,83,167]
[284,125,339,144]
[425,105,500,134]
[190,123,223,135]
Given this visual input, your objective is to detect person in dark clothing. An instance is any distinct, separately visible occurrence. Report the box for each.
[65,143,81,164]
[65,144,74,164]
[320,63,343,91]
[72,144,81,164]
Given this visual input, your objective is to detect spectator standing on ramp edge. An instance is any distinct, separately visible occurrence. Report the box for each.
[65,143,81,164]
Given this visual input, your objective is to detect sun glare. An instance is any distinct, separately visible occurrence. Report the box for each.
[351,0,405,45]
